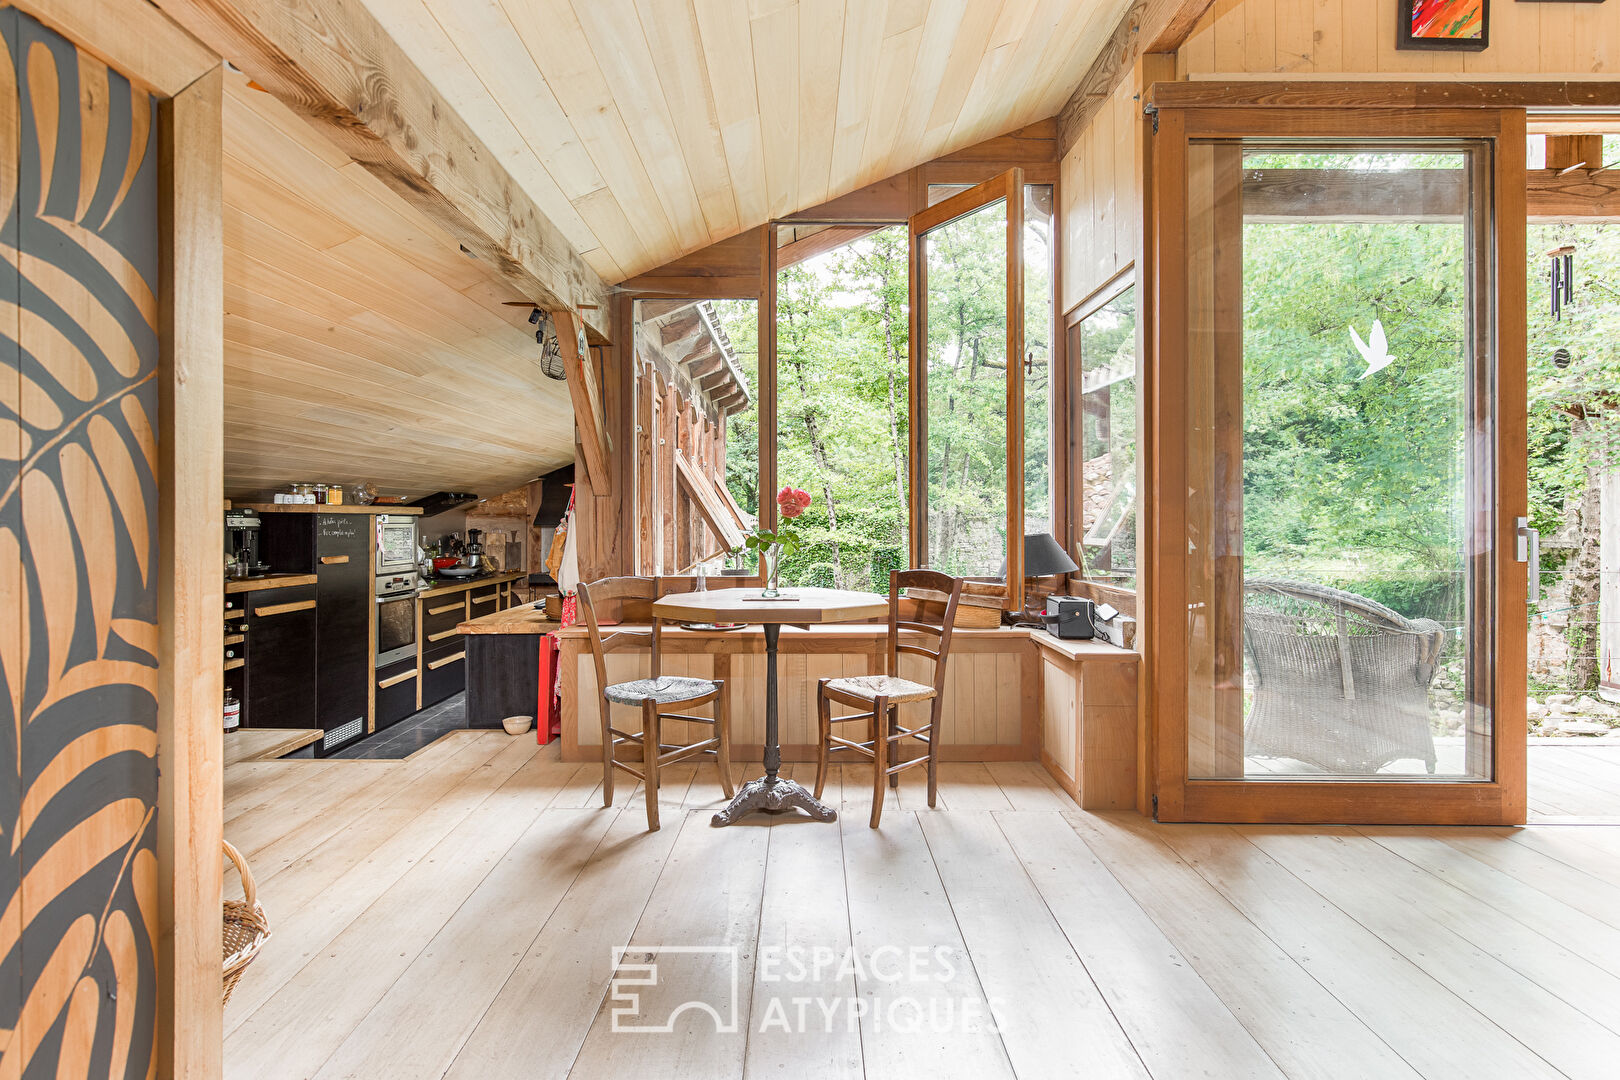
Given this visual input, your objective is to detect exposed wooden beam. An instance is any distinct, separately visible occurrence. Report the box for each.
[687,351,725,379]
[1241,169,1467,222]
[554,308,613,494]
[638,299,700,320]
[153,0,611,339]
[617,227,764,300]
[675,451,744,551]
[1237,165,1620,222]
[777,224,886,269]
[660,313,702,345]
[1147,80,1620,111]
[711,387,747,413]
[1528,168,1620,221]
[1056,0,1218,155]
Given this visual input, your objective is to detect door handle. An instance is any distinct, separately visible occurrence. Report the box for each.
[320,555,349,564]
[1516,517,1541,604]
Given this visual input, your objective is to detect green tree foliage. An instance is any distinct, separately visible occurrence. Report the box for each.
[1240,218,1469,622]
[716,226,914,591]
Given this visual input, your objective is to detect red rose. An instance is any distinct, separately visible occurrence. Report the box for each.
[777,486,812,519]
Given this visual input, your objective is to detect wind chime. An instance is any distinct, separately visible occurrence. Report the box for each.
[1548,244,1576,321]
[1548,244,1577,370]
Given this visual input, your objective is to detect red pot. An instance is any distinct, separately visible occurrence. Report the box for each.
[431,556,459,571]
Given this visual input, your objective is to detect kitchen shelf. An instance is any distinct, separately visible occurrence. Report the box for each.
[224,657,244,672]
[225,633,245,646]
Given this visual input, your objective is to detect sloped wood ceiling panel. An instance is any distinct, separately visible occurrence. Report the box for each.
[357,0,1132,282]
[221,72,576,500]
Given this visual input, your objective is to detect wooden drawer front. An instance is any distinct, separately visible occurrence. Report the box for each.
[246,584,317,617]
[376,657,419,730]
[423,648,465,707]
[424,630,464,665]
[424,595,468,638]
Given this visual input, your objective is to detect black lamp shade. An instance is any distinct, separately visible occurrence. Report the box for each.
[1001,532,1079,579]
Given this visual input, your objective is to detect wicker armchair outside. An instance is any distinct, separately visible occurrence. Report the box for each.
[1243,578,1448,774]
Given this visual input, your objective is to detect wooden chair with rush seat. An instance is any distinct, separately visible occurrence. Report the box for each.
[814,569,965,827]
[577,576,734,830]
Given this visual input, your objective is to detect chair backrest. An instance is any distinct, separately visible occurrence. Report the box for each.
[888,569,964,697]
[576,577,662,697]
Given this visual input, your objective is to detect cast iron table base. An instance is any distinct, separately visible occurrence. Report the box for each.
[711,622,838,826]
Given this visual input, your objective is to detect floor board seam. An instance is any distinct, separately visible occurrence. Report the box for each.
[1224,826,1572,1079]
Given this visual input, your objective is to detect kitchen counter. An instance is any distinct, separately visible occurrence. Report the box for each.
[418,570,526,599]
[223,727,322,764]
[225,573,317,594]
[458,603,560,635]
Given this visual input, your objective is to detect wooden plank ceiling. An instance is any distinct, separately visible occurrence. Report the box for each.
[356,0,1133,282]
[222,71,575,500]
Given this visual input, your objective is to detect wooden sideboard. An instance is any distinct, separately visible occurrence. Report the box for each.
[1031,630,1141,810]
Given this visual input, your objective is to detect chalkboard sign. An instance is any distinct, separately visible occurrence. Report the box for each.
[317,515,363,541]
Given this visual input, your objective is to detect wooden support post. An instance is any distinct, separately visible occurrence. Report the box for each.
[555,307,613,496]
[157,61,225,1079]
[637,369,657,576]
[1544,134,1603,171]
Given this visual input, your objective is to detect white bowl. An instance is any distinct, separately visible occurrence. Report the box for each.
[501,714,534,736]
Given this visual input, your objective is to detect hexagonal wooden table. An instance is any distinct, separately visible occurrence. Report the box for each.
[650,587,889,825]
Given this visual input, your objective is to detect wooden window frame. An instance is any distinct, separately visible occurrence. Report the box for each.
[908,168,1027,610]
[1146,103,1528,826]
[741,172,1041,608]
[1064,265,1139,592]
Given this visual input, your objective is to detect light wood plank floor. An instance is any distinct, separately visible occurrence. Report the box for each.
[224,735,1620,1080]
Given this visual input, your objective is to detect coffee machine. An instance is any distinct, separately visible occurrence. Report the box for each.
[225,508,266,578]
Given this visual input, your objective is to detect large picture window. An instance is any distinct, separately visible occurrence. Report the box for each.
[770,224,910,590]
[722,169,1049,607]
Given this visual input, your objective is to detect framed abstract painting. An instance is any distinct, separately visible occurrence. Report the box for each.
[1398,0,1491,49]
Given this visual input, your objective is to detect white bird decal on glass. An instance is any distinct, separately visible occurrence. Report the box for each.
[1349,319,1395,380]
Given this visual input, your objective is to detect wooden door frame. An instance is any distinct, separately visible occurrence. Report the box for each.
[11,0,227,1072]
[907,168,1027,609]
[1146,103,1528,825]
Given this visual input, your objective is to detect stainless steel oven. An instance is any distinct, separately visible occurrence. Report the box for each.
[375,514,419,576]
[376,571,419,666]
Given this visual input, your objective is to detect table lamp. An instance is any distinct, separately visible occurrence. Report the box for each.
[1012,532,1078,624]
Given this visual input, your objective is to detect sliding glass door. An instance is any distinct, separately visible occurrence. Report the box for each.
[1150,108,1527,823]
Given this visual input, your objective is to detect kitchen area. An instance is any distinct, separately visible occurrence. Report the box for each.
[223,481,567,759]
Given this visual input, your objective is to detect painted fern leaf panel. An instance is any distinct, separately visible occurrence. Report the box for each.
[0,7,161,1079]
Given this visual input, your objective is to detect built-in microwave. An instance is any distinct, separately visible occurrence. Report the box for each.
[375,514,418,575]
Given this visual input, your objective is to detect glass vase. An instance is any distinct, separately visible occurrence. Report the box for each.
[762,543,783,597]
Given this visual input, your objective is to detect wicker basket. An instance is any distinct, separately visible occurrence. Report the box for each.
[222,840,270,1006]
